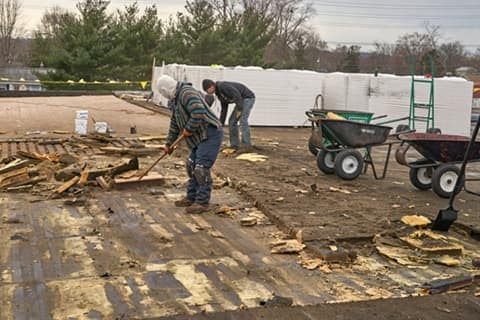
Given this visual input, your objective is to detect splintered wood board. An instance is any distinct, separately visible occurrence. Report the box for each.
[113,174,165,189]
[400,230,464,256]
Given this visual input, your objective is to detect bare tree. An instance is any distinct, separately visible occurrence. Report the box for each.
[439,41,466,74]
[208,0,313,46]
[269,0,313,47]
[207,0,237,21]
[0,0,22,65]
[38,6,75,38]
[366,41,395,73]
[208,0,274,21]
[424,22,441,50]
[373,42,394,56]
[470,48,480,72]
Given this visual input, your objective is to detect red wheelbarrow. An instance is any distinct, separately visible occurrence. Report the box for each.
[396,133,480,198]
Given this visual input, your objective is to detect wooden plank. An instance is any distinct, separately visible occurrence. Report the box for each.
[51,176,80,196]
[0,172,29,189]
[17,150,59,162]
[99,147,161,156]
[0,167,29,182]
[1,174,46,190]
[78,170,90,185]
[37,139,66,145]
[110,141,124,148]
[95,176,111,190]
[400,230,464,256]
[86,133,115,143]
[86,157,139,180]
[137,135,167,141]
[45,144,56,154]
[11,142,17,156]
[401,236,464,256]
[19,142,28,154]
[424,275,474,294]
[0,159,32,175]
[1,142,9,159]
[113,174,165,189]
[26,141,34,153]
[117,139,132,147]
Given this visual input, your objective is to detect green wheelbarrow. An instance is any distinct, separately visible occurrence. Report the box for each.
[306,94,386,156]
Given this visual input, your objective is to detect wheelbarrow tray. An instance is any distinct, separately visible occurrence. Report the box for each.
[308,108,374,123]
[399,133,480,163]
[321,119,392,148]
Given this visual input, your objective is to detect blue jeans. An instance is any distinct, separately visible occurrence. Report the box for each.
[186,125,223,204]
[229,98,255,148]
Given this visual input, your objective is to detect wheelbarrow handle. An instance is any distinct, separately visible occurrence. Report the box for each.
[371,114,388,121]
[391,129,416,140]
[306,110,326,123]
[314,94,324,110]
[137,135,184,180]
[449,113,480,206]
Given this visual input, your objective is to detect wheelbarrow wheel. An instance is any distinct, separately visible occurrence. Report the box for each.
[427,127,442,134]
[308,137,319,156]
[432,164,463,198]
[334,149,364,180]
[396,124,410,133]
[409,167,433,190]
[317,149,336,174]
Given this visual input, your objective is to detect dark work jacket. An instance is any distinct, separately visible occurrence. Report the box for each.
[214,81,255,125]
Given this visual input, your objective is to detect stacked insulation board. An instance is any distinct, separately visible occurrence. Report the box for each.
[152,64,473,136]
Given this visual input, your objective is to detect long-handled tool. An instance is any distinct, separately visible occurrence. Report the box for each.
[137,135,184,180]
[432,115,480,231]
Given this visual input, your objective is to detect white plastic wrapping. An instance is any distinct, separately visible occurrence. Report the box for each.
[152,64,473,135]
[222,68,324,126]
[369,76,473,135]
[345,74,371,112]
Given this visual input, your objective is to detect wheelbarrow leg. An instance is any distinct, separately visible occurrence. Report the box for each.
[365,143,394,180]
[379,143,394,180]
[363,147,371,174]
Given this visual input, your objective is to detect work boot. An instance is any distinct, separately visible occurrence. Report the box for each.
[237,145,254,154]
[174,197,194,207]
[185,203,209,214]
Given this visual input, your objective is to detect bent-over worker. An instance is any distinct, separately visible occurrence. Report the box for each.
[157,75,223,214]
[202,79,255,150]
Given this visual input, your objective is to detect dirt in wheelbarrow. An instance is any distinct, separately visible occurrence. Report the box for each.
[214,127,480,248]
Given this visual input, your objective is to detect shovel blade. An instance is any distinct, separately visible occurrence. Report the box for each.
[431,208,458,232]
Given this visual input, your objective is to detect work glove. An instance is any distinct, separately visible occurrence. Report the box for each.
[234,110,242,120]
[182,129,193,137]
[163,144,174,155]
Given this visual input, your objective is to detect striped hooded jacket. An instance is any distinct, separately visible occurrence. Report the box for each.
[166,82,221,150]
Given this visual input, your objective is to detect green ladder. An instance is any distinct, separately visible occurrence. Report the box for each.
[409,55,435,131]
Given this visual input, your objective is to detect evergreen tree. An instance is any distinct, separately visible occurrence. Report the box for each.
[29,0,325,80]
[108,3,163,80]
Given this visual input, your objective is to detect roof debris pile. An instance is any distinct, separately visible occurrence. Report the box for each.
[0,133,169,198]
[373,214,480,272]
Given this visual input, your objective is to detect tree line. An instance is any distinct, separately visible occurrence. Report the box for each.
[1,0,480,81]
[28,0,322,81]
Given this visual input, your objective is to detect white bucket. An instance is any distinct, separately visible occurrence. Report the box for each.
[75,119,88,135]
[94,122,108,134]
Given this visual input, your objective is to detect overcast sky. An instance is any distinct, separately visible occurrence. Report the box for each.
[20,0,480,51]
